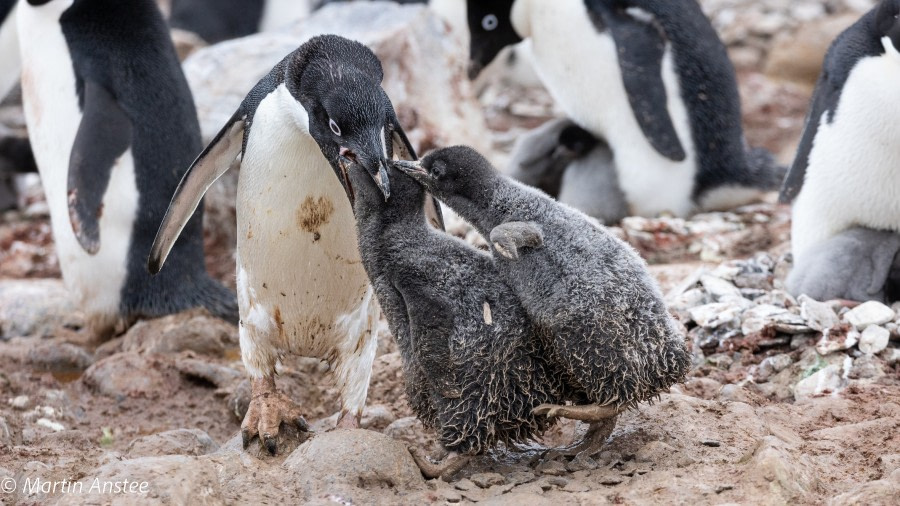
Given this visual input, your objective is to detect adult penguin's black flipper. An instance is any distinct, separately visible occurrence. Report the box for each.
[67,81,133,255]
[779,72,841,204]
[585,0,686,162]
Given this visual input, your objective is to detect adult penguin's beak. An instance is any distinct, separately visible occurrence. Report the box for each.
[339,135,391,202]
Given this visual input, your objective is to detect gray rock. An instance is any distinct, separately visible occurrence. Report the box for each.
[25,342,93,374]
[55,456,225,506]
[689,302,742,329]
[127,429,219,458]
[845,301,895,330]
[282,429,424,494]
[816,328,859,356]
[384,416,426,445]
[756,354,793,382]
[793,363,848,400]
[0,280,79,339]
[0,416,11,445]
[745,437,817,503]
[634,441,677,464]
[799,295,839,333]
[859,325,890,355]
[480,493,554,506]
[470,473,506,489]
[122,310,237,357]
[881,347,900,365]
[700,275,743,302]
[82,353,180,399]
[849,355,884,380]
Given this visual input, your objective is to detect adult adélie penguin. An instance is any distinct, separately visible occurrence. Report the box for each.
[466,0,785,218]
[9,0,236,339]
[149,34,443,454]
[781,0,900,270]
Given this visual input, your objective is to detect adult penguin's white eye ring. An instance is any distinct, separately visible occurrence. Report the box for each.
[482,14,499,31]
[329,118,342,136]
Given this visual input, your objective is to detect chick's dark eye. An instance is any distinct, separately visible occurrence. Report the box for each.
[329,118,342,136]
[482,14,499,31]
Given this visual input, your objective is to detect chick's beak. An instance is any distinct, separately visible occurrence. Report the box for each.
[393,160,428,178]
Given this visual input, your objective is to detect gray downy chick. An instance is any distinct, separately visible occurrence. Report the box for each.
[348,160,569,478]
[787,226,900,304]
[397,146,692,460]
[507,118,628,224]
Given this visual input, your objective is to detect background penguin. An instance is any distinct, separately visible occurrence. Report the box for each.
[465,0,785,219]
[398,146,692,459]
[507,117,628,224]
[349,160,567,478]
[787,227,900,304]
[780,0,900,271]
[9,0,236,338]
[169,0,316,45]
[149,35,443,454]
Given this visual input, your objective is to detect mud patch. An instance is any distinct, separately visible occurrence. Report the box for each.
[296,196,335,237]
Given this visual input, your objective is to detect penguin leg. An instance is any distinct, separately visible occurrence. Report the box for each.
[538,417,618,463]
[489,221,544,260]
[532,403,620,421]
[331,306,379,429]
[408,447,471,480]
[241,376,309,455]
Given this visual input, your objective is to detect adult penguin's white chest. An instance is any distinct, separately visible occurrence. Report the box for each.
[791,41,900,263]
[16,3,137,324]
[512,0,697,217]
[236,84,377,375]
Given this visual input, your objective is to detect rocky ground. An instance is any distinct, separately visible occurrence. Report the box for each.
[2,1,899,505]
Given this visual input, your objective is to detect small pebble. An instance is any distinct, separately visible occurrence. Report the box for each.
[470,472,505,489]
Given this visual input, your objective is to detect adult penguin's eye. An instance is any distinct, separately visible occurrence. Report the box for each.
[329,118,342,136]
[482,14,499,31]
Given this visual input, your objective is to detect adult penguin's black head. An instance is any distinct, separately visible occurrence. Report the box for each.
[466,0,521,79]
[287,35,415,203]
[876,0,900,52]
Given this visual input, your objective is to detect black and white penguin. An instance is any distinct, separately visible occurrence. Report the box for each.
[9,0,236,337]
[780,0,900,268]
[149,35,443,454]
[465,0,784,218]
[398,146,692,458]
[349,160,567,478]
[169,0,314,45]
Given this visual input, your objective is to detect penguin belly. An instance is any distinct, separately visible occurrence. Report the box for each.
[516,0,697,217]
[791,50,900,263]
[17,5,138,328]
[236,85,378,400]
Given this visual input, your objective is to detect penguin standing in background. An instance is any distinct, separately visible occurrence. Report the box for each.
[169,0,315,45]
[11,0,236,338]
[465,0,784,218]
[781,0,900,271]
[150,35,443,454]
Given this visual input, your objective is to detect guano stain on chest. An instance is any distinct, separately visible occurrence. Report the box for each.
[296,196,335,238]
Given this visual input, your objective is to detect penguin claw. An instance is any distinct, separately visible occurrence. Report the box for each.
[240,377,309,455]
